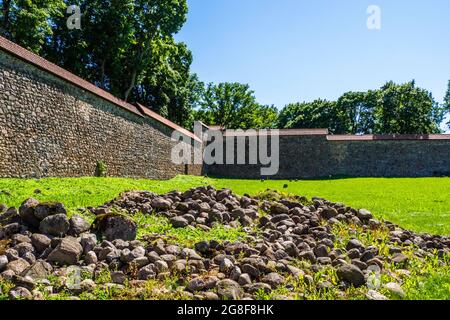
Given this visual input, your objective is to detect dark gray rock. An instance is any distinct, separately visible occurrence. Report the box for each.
[337,264,365,287]
[69,215,90,236]
[39,214,70,237]
[47,237,82,265]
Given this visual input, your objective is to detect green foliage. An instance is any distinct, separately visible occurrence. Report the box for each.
[0,0,66,53]
[444,80,450,129]
[278,80,445,134]
[195,82,278,129]
[95,161,107,177]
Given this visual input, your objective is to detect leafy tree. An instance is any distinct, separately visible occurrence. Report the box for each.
[336,91,377,134]
[279,81,444,134]
[376,81,443,134]
[279,99,341,133]
[0,0,65,54]
[444,80,450,128]
[195,82,278,129]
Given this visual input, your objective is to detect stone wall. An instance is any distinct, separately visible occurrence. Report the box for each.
[0,49,202,179]
[205,132,450,179]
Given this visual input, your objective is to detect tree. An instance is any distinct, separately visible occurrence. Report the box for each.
[278,81,444,134]
[0,0,65,54]
[444,80,450,128]
[278,99,342,133]
[195,82,278,129]
[336,91,377,134]
[376,81,443,134]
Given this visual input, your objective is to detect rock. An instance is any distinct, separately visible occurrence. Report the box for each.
[0,207,20,225]
[238,273,252,286]
[138,265,156,280]
[84,251,98,265]
[247,282,272,294]
[170,216,189,228]
[97,214,137,241]
[155,260,169,273]
[8,286,32,300]
[217,279,243,300]
[69,215,90,235]
[19,198,40,228]
[31,234,51,252]
[357,209,373,220]
[39,214,70,237]
[80,233,97,254]
[12,275,36,290]
[151,198,172,210]
[22,260,52,280]
[384,282,405,298]
[47,237,83,265]
[111,271,126,285]
[391,253,408,265]
[80,279,96,292]
[286,265,305,279]
[366,290,389,300]
[321,207,338,219]
[263,272,284,288]
[337,264,365,287]
[241,264,260,278]
[187,278,206,292]
[270,203,289,215]
[314,244,329,258]
[219,258,234,274]
[0,255,8,272]
[180,248,202,260]
[6,258,30,274]
[346,239,364,251]
[34,202,67,220]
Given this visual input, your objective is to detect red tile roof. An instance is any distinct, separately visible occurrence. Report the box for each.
[0,36,199,141]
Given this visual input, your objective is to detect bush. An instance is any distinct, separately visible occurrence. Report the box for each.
[95,161,108,177]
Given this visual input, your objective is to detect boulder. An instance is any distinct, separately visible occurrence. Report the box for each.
[47,237,82,265]
[337,264,365,287]
[217,279,243,300]
[19,198,40,228]
[39,214,70,237]
[94,214,137,241]
[69,215,91,236]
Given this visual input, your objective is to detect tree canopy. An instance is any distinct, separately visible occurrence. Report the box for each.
[194,82,278,130]
[278,81,445,134]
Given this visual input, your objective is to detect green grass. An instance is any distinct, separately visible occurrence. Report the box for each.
[0,175,449,235]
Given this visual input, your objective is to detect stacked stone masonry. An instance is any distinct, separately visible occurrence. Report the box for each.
[0,48,202,179]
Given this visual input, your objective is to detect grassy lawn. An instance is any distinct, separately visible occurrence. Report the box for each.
[0,175,449,235]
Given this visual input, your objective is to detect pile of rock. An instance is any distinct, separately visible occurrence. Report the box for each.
[0,187,449,300]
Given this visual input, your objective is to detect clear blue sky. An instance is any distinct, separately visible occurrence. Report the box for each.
[175,0,450,109]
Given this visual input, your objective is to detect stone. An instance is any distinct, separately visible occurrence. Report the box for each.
[69,215,90,235]
[238,273,252,286]
[47,237,83,265]
[366,290,389,300]
[187,278,206,292]
[138,265,156,280]
[170,216,189,228]
[151,198,172,210]
[8,286,32,300]
[100,215,137,241]
[391,253,408,265]
[346,239,364,251]
[337,264,365,287]
[6,258,30,274]
[22,260,53,280]
[12,275,36,291]
[247,282,272,294]
[384,282,405,298]
[111,271,127,285]
[263,272,284,288]
[80,233,97,254]
[39,214,70,237]
[19,198,40,228]
[241,264,260,278]
[84,251,98,265]
[286,265,305,278]
[0,255,8,272]
[357,209,373,220]
[217,279,243,300]
[34,202,67,220]
[219,258,234,274]
[270,203,289,215]
[31,234,51,252]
